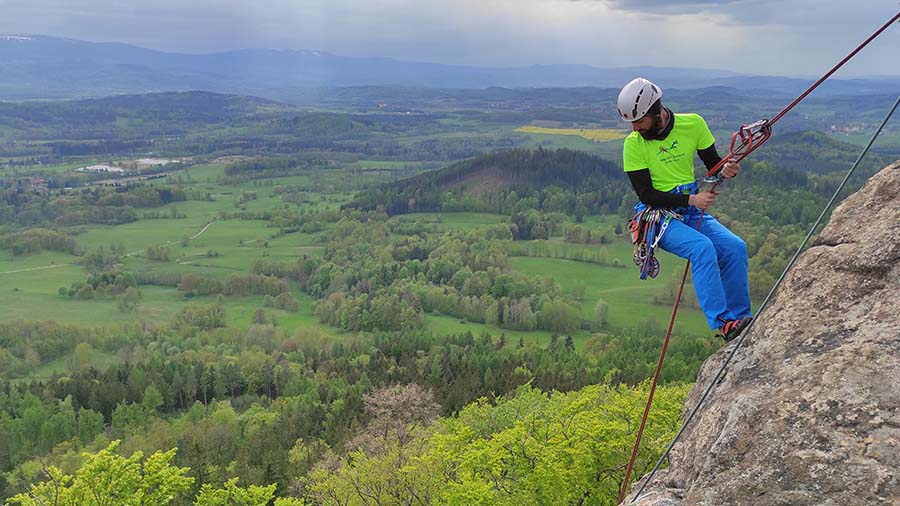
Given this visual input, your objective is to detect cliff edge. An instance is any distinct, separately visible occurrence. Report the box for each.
[626,160,900,506]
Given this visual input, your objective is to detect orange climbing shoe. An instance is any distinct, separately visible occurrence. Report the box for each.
[718,317,752,342]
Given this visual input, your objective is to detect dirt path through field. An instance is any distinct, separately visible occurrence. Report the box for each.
[0,264,70,274]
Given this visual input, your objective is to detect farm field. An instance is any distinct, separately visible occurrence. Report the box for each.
[513,130,625,158]
[515,124,629,142]
[0,146,713,341]
[0,160,340,333]
[1,93,835,355]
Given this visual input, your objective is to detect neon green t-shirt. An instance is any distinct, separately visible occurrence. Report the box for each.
[622,113,716,192]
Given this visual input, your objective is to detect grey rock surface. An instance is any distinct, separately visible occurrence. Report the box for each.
[625,160,900,506]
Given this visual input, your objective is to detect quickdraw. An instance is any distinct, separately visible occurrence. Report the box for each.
[629,208,681,279]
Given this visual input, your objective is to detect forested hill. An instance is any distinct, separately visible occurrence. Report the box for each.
[347,148,629,216]
[0,91,293,134]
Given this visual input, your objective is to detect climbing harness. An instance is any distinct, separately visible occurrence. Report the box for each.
[618,9,900,504]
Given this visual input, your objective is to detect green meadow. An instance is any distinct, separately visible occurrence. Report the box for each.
[425,313,593,346]
[13,347,119,383]
[401,210,713,340]
[0,161,335,334]
[350,160,409,169]
[510,256,710,336]
[1,156,715,352]
[392,212,510,229]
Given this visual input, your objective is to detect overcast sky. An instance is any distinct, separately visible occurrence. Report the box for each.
[1,0,898,76]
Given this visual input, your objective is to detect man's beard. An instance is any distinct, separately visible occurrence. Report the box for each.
[639,116,664,140]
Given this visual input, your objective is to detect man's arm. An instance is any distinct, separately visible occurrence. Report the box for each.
[698,145,721,171]
[698,144,740,178]
[626,169,690,208]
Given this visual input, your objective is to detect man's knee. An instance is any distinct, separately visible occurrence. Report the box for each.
[687,235,716,260]
[725,236,747,257]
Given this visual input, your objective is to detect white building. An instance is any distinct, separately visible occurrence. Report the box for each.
[135,158,175,167]
[77,164,124,173]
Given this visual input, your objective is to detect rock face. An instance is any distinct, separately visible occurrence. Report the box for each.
[625,160,900,506]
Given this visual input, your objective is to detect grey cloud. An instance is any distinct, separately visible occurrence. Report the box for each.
[576,0,747,11]
[604,0,743,5]
[0,0,896,76]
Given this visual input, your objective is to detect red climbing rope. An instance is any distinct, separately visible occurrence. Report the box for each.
[617,262,690,502]
[617,9,900,504]
[703,9,900,179]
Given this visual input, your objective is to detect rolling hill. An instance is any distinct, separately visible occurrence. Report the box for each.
[346,147,628,215]
[2,35,899,101]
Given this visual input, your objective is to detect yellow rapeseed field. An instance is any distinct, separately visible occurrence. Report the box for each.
[515,125,628,142]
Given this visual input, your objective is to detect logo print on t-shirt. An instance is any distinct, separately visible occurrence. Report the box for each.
[657,140,679,156]
[656,139,684,164]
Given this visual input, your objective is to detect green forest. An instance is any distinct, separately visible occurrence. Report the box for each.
[1,87,897,505]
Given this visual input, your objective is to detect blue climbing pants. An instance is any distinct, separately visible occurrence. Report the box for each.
[658,206,752,329]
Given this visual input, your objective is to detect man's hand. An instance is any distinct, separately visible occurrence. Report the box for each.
[720,160,741,179]
[689,191,718,210]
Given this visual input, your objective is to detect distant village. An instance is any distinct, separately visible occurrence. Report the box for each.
[81,157,190,187]
[76,157,178,174]
[7,157,189,194]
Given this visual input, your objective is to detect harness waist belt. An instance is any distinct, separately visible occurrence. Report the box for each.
[670,181,698,195]
[633,181,699,213]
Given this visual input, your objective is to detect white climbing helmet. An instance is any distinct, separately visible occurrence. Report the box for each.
[617,77,662,122]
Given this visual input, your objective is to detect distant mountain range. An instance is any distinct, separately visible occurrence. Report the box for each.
[1,34,898,102]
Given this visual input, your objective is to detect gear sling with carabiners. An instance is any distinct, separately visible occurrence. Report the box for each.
[628,181,698,280]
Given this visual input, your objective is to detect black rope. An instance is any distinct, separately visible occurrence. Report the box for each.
[629,94,900,504]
